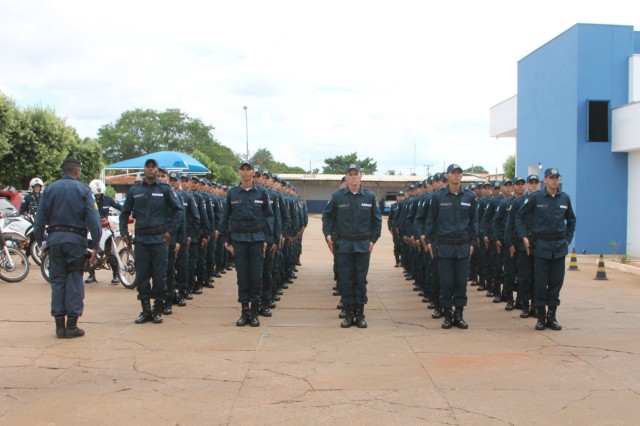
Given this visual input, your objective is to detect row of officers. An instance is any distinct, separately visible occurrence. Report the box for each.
[34,157,307,339]
[389,165,576,331]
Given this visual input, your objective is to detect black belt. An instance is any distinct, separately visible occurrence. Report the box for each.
[337,232,371,240]
[439,237,469,245]
[135,226,168,236]
[534,233,565,241]
[48,225,87,236]
[232,226,263,233]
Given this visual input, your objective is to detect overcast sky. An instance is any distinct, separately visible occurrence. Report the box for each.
[1,0,637,175]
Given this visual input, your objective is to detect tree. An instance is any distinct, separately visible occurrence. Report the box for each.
[464,165,488,174]
[0,92,17,158]
[66,137,104,182]
[250,148,275,170]
[322,152,378,174]
[503,155,515,180]
[387,170,396,175]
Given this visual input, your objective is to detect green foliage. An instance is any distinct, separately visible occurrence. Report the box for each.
[322,152,378,174]
[464,165,488,174]
[105,185,116,198]
[503,155,515,180]
[66,137,104,183]
[250,148,275,170]
[0,92,17,158]
[609,241,618,256]
[620,254,630,264]
[387,170,396,175]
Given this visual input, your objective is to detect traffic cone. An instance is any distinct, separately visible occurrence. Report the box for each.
[594,254,608,280]
[568,248,579,271]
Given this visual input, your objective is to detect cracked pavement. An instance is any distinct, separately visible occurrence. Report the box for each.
[1,215,639,425]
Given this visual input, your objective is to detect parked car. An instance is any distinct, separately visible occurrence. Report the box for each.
[0,190,25,211]
[379,192,399,215]
[0,198,18,217]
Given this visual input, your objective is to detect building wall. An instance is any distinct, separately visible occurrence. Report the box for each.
[517,24,633,254]
[628,151,640,257]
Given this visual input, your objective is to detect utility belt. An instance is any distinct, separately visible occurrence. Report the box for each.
[534,232,566,241]
[438,237,469,245]
[48,225,87,237]
[232,226,263,233]
[135,226,168,236]
[337,232,371,241]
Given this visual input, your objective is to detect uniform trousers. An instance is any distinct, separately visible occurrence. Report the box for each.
[533,256,565,308]
[49,243,86,317]
[517,249,534,303]
[135,242,168,302]
[234,241,264,304]
[337,252,370,305]
[438,256,469,309]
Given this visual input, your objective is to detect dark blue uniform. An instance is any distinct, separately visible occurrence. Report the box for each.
[96,195,121,218]
[34,169,101,337]
[425,186,477,328]
[119,178,183,319]
[20,192,42,216]
[505,192,535,316]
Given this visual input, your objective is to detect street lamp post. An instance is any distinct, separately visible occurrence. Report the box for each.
[243,106,249,160]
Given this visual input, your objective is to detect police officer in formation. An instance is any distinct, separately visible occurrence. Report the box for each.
[34,157,102,339]
[119,158,183,325]
[322,164,382,329]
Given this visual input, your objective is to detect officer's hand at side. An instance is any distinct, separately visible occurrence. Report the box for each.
[427,243,435,259]
[225,242,235,255]
[495,240,502,254]
[509,245,515,258]
[187,236,192,247]
[163,232,171,246]
[369,242,375,253]
[89,249,97,265]
[174,243,181,258]
[523,237,530,256]
[325,235,334,254]
[469,245,474,257]
[262,242,267,257]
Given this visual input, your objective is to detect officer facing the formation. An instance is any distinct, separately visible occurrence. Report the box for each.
[34,158,102,339]
[20,177,44,216]
[423,164,477,330]
[221,160,274,327]
[516,168,576,331]
[120,158,183,325]
[322,164,382,329]
[85,179,122,284]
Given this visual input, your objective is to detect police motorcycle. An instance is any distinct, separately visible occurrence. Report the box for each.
[0,211,30,282]
[1,212,43,265]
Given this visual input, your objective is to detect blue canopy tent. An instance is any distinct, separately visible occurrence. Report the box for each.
[105,151,210,174]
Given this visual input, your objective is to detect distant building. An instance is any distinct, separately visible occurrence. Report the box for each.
[491,23,640,256]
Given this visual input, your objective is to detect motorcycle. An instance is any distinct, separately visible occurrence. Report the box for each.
[41,216,136,289]
[0,214,30,283]
[1,213,43,265]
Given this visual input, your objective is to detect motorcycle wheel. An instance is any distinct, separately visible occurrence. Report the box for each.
[30,240,43,266]
[0,247,30,283]
[118,247,136,289]
[40,252,51,283]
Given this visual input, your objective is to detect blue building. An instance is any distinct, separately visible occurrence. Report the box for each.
[491,24,640,257]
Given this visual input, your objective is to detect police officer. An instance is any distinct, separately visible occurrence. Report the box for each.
[85,179,122,284]
[322,164,382,328]
[20,177,44,216]
[119,158,183,325]
[388,191,405,268]
[178,174,202,301]
[516,168,576,331]
[424,164,477,329]
[221,160,274,327]
[163,171,186,314]
[34,158,102,338]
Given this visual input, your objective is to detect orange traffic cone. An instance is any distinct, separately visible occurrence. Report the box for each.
[594,254,608,280]
[568,248,579,271]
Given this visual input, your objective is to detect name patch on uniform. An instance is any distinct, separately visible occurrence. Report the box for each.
[255,200,264,204]
[152,193,164,197]
[559,205,568,209]
[338,203,349,208]
[361,203,372,207]
[461,202,471,207]
[231,200,241,205]
[133,194,144,199]
[537,204,548,208]
[441,202,452,206]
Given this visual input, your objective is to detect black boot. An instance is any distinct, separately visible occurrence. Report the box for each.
[65,316,85,338]
[535,306,546,330]
[111,273,120,285]
[236,303,251,326]
[355,304,367,328]
[250,303,261,327]
[505,294,514,311]
[520,300,530,318]
[162,300,173,315]
[55,316,65,338]
[340,304,355,328]
[268,300,277,309]
[176,291,187,307]
[135,300,153,324]
[546,307,562,330]
[338,308,348,319]
[453,306,469,329]
[152,300,163,324]
[431,306,443,319]
[259,302,272,317]
[337,301,344,310]
[441,308,453,329]
[84,272,96,284]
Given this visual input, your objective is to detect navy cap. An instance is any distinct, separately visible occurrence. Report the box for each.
[482,181,491,188]
[346,163,362,173]
[526,174,540,183]
[262,170,272,177]
[469,183,476,190]
[432,173,441,181]
[502,179,513,186]
[340,176,346,183]
[446,163,463,174]
[169,171,181,180]
[144,158,158,167]
[158,166,168,174]
[514,176,526,184]
[255,168,264,175]
[61,157,82,168]
[180,173,191,180]
[408,185,415,190]
[544,168,560,178]
[191,175,201,182]
[492,181,501,189]
[240,160,254,170]
[397,191,405,196]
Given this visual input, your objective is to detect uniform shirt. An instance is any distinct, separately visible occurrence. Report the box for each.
[515,189,576,259]
[266,188,283,244]
[221,183,274,243]
[20,192,41,216]
[424,186,478,259]
[504,193,528,251]
[34,175,101,249]
[480,195,502,239]
[322,186,382,254]
[178,190,201,240]
[491,195,515,241]
[119,178,183,244]
[96,195,121,219]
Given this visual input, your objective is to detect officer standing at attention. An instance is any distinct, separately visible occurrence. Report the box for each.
[120,158,183,325]
[516,168,576,331]
[388,191,405,268]
[424,164,478,330]
[322,164,382,329]
[221,160,274,327]
[34,158,102,339]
